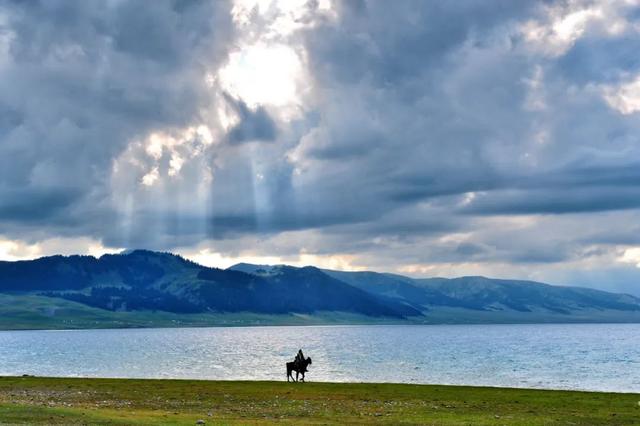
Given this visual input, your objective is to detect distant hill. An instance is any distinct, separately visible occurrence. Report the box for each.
[0,250,639,329]
[321,269,640,314]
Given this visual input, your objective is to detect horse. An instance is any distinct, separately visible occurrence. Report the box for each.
[286,357,312,382]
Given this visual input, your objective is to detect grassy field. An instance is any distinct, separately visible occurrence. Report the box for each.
[0,292,410,330]
[0,377,638,425]
[0,294,413,330]
[3,294,640,331]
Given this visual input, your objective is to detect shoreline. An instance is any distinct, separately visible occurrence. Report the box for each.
[1,375,638,395]
[2,319,640,333]
[0,376,638,424]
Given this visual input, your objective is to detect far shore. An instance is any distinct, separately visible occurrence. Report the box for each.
[3,320,640,334]
[0,376,638,424]
[3,294,640,332]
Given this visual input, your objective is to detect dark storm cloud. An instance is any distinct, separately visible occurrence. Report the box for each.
[226,97,277,144]
[308,0,537,86]
[460,162,640,215]
[555,36,640,85]
[463,188,640,215]
[0,188,82,221]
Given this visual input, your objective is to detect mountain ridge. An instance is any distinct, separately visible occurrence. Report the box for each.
[317,267,640,313]
[0,250,638,329]
[0,250,419,319]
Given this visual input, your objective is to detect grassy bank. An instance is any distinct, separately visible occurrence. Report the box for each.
[3,294,640,331]
[0,294,413,330]
[0,377,638,425]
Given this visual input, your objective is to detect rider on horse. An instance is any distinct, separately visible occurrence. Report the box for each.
[287,349,312,382]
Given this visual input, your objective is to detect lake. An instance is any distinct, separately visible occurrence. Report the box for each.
[0,323,638,392]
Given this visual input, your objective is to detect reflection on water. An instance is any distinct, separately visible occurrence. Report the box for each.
[0,323,639,392]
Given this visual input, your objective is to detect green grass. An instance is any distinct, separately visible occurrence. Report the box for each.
[0,294,409,330]
[3,294,640,331]
[0,377,638,425]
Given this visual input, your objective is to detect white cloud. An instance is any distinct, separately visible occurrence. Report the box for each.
[179,246,366,271]
[141,167,159,186]
[521,0,635,57]
[218,42,304,110]
[0,236,122,261]
[620,247,640,267]
[602,76,640,114]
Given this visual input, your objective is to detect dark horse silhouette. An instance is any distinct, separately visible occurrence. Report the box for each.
[286,357,312,382]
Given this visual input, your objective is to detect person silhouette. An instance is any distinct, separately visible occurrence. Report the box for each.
[295,349,305,370]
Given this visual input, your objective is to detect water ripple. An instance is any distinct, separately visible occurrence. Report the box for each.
[0,323,638,392]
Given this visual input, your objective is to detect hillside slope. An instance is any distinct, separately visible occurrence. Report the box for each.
[0,250,417,319]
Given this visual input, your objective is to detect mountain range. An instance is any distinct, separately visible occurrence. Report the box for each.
[0,249,639,329]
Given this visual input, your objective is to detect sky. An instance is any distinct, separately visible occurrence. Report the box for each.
[1,0,640,295]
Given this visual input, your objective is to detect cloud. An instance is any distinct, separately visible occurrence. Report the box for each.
[226,97,278,143]
[0,0,234,238]
[2,0,640,295]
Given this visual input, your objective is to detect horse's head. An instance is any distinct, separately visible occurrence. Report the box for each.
[306,357,312,365]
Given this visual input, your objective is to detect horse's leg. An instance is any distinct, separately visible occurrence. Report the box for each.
[295,371,299,382]
[300,372,305,383]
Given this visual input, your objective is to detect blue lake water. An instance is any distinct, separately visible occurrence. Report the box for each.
[0,323,639,392]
